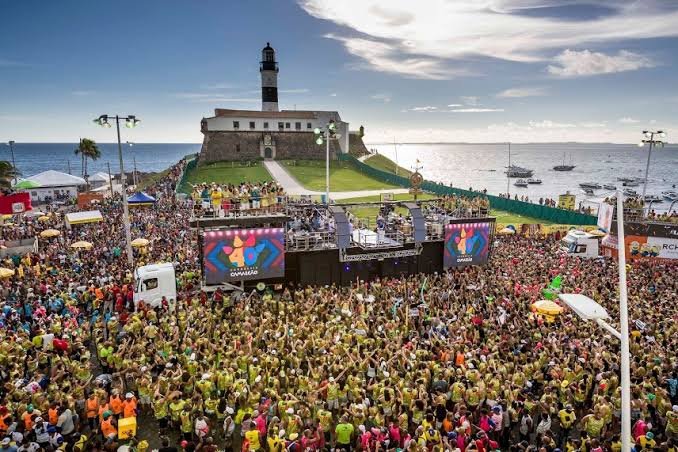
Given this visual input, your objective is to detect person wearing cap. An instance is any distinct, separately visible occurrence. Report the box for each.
[666,405,678,440]
[558,404,576,447]
[639,431,657,450]
[100,411,117,442]
[0,438,16,452]
[32,417,50,448]
[122,392,138,418]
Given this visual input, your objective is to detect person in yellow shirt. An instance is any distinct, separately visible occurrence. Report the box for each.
[558,404,577,447]
[245,422,262,451]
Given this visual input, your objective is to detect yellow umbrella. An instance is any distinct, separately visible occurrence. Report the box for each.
[40,229,61,238]
[38,216,51,222]
[1,214,12,220]
[70,241,93,250]
[131,238,150,248]
[497,227,516,235]
[588,229,606,237]
[0,267,15,278]
[532,299,564,316]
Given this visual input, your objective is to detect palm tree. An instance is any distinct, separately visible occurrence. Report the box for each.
[0,161,19,190]
[74,138,101,188]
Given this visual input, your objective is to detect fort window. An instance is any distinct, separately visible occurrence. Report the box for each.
[285,122,290,129]
[263,122,269,129]
[233,121,239,129]
[236,144,240,153]
[295,122,301,130]
[307,122,312,129]
[249,121,255,129]
[278,122,284,130]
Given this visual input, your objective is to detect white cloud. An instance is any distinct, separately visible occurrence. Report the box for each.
[547,49,655,77]
[619,117,640,124]
[202,83,240,90]
[460,96,479,106]
[324,34,470,80]
[529,120,577,128]
[71,90,95,96]
[371,93,392,103]
[410,106,438,112]
[448,108,504,113]
[497,86,548,98]
[447,104,463,107]
[298,0,678,77]
[330,93,338,97]
[279,88,310,94]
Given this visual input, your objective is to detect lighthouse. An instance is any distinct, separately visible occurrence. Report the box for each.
[260,42,279,112]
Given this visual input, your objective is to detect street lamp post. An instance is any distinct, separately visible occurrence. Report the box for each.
[7,141,17,185]
[93,114,140,267]
[558,189,632,452]
[126,142,137,187]
[314,120,340,205]
[638,130,666,199]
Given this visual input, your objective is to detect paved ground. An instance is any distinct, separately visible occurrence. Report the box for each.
[263,160,408,200]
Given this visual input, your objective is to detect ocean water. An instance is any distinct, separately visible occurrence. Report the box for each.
[0,143,201,177]
[372,142,678,208]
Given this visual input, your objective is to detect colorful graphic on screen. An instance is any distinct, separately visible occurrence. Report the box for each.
[444,222,491,267]
[203,228,285,284]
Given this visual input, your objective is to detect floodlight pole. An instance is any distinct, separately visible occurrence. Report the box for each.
[615,189,631,452]
[115,116,134,267]
[8,140,17,184]
[326,134,330,205]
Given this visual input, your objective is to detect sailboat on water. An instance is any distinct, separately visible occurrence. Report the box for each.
[553,153,575,171]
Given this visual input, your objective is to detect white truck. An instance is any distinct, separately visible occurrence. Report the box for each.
[134,262,177,309]
[560,230,599,258]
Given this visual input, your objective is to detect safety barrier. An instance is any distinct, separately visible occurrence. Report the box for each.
[338,154,597,225]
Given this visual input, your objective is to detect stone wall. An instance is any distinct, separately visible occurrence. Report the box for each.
[348,133,370,157]
[199,131,342,164]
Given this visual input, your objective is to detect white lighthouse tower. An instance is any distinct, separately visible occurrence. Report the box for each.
[260,43,279,112]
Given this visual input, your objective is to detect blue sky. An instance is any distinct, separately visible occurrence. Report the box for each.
[1,0,677,143]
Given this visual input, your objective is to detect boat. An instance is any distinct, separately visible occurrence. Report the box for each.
[527,178,542,184]
[579,182,602,189]
[623,189,638,197]
[622,181,640,187]
[582,188,594,195]
[603,184,616,190]
[514,179,528,187]
[506,165,534,178]
[662,191,678,201]
[644,195,663,203]
[553,153,575,171]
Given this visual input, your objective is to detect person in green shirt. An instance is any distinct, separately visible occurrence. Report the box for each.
[335,415,354,451]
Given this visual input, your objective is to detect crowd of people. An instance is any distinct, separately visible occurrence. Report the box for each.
[0,157,676,452]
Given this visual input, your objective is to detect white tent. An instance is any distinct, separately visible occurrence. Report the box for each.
[89,172,113,189]
[21,170,86,202]
[65,210,103,227]
[27,170,86,187]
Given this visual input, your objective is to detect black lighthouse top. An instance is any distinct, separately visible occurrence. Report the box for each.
[260,42,278,72]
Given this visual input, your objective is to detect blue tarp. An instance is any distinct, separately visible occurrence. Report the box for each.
[127,191,156,205]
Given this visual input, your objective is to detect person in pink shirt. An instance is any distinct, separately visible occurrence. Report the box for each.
[254,410,267,437]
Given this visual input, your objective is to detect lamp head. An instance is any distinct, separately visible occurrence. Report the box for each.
[315,137,324,145]
[7,140,14,146]
[659,131,666,138]
[125,115,140,128]
[638,141,645,147]
[328,120,336,131]
[94,115,110,127]
[644,131,652,138]
[314,128,321,135]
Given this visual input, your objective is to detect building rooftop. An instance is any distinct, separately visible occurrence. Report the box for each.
[211,109,334,120]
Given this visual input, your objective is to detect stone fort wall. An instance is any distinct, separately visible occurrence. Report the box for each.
[199,131,368,164]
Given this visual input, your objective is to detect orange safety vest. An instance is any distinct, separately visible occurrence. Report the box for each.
[109,396,123,415]
[0,414,9,432]
[48,408,59,425]
[22,412,34,430]
[101,418,117,438]
[122,399,137,418]
[98,403,110,422]
[87,398,99,418]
